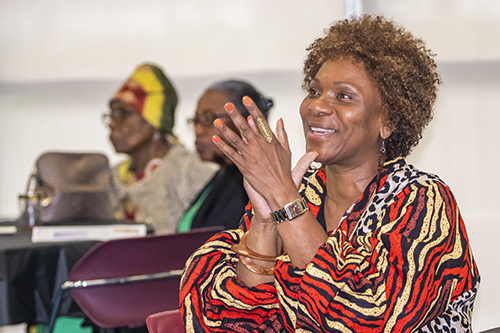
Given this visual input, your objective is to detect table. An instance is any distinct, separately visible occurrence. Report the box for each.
[0,229,98,326]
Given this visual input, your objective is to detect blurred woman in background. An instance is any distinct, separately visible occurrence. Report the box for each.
[104,63,217,234]
[177,80,273,231]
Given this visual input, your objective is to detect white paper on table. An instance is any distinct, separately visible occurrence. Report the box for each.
[31,224,147,242]
[0,225,17,235]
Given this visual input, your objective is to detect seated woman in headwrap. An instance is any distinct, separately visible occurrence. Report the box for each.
[177,80,273,232]
[103,63,217,234]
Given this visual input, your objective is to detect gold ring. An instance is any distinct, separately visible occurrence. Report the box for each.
[255,117,273,143]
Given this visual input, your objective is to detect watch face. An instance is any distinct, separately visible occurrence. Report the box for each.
[276,198,309,223]
[285,202,302,219]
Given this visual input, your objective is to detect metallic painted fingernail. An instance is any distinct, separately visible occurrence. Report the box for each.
[212,135,221,143]
[242,96,251,106]
[225,103,234,112]
[214,118,223,128]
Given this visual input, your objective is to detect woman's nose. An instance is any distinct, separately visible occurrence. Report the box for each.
[194,123,207,136]
[108,117,118,129]
[309,98,333,116]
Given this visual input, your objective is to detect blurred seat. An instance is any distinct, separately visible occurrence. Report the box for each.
[146,309,185,333]
[47,226,223,333]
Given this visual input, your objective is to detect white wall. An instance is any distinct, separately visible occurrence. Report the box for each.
[0,0,344,81]
[1,0,499,331]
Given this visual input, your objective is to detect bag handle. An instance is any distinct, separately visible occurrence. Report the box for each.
[18,167,41,227]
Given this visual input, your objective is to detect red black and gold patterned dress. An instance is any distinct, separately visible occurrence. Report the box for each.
[180,158,480,332]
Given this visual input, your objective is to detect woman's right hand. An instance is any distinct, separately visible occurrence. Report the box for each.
[244,115,318,226]
[238,148,318,287]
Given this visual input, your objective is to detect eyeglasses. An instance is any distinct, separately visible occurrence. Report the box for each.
[187,112,228,128]
[102,108,135,126]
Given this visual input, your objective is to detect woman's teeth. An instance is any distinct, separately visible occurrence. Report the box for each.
[311,126,336,134]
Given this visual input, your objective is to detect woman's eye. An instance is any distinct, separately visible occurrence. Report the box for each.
[203,113,216,122]
[112,109,129,119]
[337,92,351,100]
[308,88,319,97]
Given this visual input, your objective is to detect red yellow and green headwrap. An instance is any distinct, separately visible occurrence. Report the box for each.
[110,63,178,135]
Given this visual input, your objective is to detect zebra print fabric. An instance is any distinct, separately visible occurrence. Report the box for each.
[180,158,479,332]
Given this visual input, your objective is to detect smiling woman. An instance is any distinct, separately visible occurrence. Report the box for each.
[180,15,479,332]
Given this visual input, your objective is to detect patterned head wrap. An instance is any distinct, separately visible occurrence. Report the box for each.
[110,63,178,135]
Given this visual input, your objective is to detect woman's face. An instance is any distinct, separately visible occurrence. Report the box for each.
[108,100,156,155]
[300,58,386,167]
[193,89,234,165]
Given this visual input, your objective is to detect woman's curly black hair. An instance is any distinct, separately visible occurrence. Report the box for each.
[303,15,442,159]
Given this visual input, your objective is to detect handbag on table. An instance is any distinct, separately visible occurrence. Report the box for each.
[19,151,115,226]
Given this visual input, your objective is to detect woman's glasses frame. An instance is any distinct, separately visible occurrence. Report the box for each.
[102,108,135,126]
[187,112,229,128]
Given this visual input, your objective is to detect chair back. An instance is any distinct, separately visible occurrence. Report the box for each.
[146,309,185,333]
[68,226,223,328]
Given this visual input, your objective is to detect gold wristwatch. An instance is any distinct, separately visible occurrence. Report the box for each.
[271,197,309,225]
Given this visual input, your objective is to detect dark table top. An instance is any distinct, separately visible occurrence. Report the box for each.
[0,229,99,326]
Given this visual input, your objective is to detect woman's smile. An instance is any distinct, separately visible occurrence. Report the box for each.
[309,126,337,135]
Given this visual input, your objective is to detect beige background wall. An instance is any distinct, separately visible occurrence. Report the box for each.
[0,0,499,331]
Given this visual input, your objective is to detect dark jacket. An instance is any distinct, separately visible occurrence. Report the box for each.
[189,164,248,230]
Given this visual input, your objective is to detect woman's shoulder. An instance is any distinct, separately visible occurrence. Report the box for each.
[163,145,195,162]
[376,158,458,211]
[165,146,218,171]
[384,157,450,195]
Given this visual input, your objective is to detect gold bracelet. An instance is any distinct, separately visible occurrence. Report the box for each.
[231,231,278,262]
[239,255,275,275]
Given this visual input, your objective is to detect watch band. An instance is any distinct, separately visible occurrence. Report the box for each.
[271,197,309,225]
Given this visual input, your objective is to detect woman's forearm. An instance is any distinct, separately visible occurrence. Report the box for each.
[276,211,328,268]
[236,219,281,286]
[264,188,329,269]
[236,208,328,286]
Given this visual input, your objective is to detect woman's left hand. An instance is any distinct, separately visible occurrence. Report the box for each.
[213,96,298,211]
